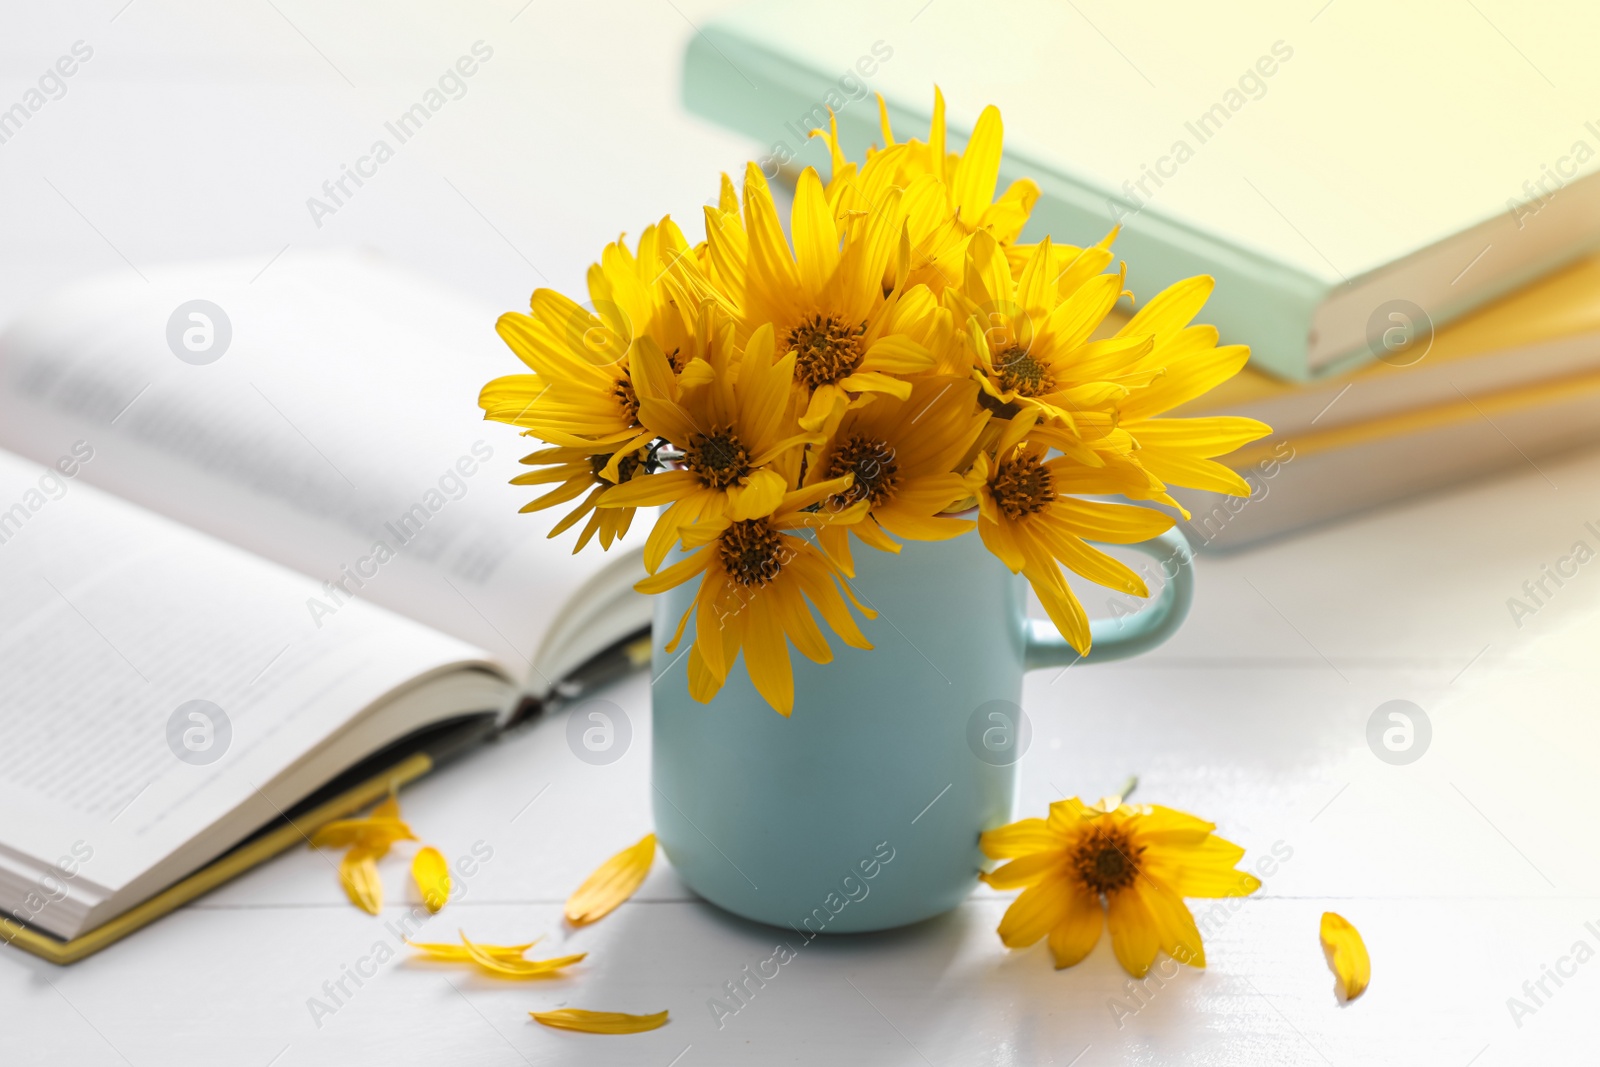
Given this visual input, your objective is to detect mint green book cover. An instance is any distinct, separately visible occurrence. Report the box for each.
[683,0,1600,381]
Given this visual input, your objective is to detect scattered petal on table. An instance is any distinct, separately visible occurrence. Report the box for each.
[1320,911,1370,1001]
[339,848,383,915]
[459,931,585,978]
[529,1008,669,1034]
[310,817,416,851]
[412,846,451,913]
[565,833,656,926]
[407,938,540,963]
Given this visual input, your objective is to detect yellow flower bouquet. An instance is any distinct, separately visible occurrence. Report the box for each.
[479,91,1269,717]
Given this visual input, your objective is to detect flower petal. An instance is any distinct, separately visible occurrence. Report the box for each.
[407,939,540,962]
[1047,889,1105,969]
[565,833,657,925]
[1320,912,1371,1001]
[412,846,451,914]
[310,817,415,851]
[339,848,383,915]
[1105,887,1161,977]
[529,1008,669,1034]
[995,876,1079,949]
[459,931,586,979]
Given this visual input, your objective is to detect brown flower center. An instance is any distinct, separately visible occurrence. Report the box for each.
[996,346,1055,397]
[824,434,899,508]
[685,425,750,489]
[787,313,867,390]
[614,376,639,421]
[718,518,787,587]
[990,451,1054,519]
[1071,824,1143,895]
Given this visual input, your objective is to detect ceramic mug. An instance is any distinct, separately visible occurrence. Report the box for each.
[650,525,1194,933]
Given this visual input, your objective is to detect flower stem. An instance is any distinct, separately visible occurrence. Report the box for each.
[1115,774,1138,803]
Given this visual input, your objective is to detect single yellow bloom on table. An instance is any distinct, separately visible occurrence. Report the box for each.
[411,846,451,914]
[1320,911,1371,1001]
[565,833,657,926]
[530,1008,669,1034]
[981,796,1261,977]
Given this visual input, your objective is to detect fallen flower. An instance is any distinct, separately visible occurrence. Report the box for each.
[529,1008,669,1034]
[565,833,656,926]
[1320,911,1370,1001]
[412,846,451,913]
[980,795,1261,977]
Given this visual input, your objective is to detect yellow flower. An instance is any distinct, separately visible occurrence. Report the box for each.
[596,324,816,572]
[638,479,874,716]
[1320,911,1371,1001]
[957,232,1158,432]
[565,833,656,926]
[509,443,652,553]
[974,410,1174,653]
[814,88,1041,293]
[981,796,1260,976]
[805,376,988,575]
[683,163,938,431]
[480,225,690,454]
[530,1008,669,1034]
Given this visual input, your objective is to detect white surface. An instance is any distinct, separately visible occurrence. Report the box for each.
[2,2,1597,1064]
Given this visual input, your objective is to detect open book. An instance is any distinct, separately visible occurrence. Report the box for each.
[0,251,649,957]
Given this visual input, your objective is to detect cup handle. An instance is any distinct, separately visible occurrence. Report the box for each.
[1023,528,1194,671]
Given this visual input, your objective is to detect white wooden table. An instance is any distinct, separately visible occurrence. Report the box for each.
[2,3,1595,1063]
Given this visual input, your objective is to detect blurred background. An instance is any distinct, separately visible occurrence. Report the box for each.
[0,1,753,324]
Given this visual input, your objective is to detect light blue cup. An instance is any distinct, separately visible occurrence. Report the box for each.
[651,525,1194,933]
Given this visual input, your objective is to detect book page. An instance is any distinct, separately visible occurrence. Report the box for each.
[0,251,648,692]
[0,448,510,930]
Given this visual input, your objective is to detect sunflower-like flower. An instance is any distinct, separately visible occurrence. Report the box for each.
[980,796,1261,976]
[954,232,1163,437]
[805,376,989,575]
[814,88,1041,294]
[974,410,1173,653]
[596,322,816,572]
[676,163,938,432]
[508,443,652,553]
[638,480,874,716]
[480,225,691,464]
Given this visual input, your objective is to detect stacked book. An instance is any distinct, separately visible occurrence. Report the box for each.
[682,0,1600,547]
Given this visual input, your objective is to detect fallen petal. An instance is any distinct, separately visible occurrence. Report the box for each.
[339,848,383,915]
[1320,911,1370,1001]
[529,1008,669,1034]
[310,817,416,851]
[565,834,656,926]
[406,938,539,962]
[412,846,451,913]
[460,931,585,978]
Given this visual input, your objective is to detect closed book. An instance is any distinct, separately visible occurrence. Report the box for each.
[683,0,1600,380]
